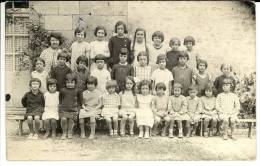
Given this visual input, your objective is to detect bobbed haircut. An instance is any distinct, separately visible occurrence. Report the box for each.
[222,78,234,87]
[94,54,107,63]
[94,26,107,37]
[220,63,233,72]
[74,27,86,38]
[183,36,195,46]
[57,51,70,62]
[106,80,118,90]
[138,80,152,93]
[156,54,167,64]
[137,51,149,65]
[66,73,77,84]
[123,76,136,95]
[155,82,166,91]
[76,55,88,66]
[152,31,164,42]
[169,37,181,47]
[47,32,63,46]
[29,78,41,88]
[203,83,216,96]
[87,76,98,86]
[196,59,208,69]
[33,57,45,67]
[178,51,189,61]
[47,78,57,91]
[114,21,128,34]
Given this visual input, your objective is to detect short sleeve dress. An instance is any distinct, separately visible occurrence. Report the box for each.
[135,94,154,127]
[42,91,59,120]
[79,89,102,119]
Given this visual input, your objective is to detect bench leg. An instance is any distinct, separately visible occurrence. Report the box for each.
[200,120,203,137]
[248,122,252,138]
[18,120,23,136]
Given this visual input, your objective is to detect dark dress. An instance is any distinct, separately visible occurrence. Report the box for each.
[111,63,134,92]
[166,50,180,71]
[21,91,45,118]
[50,65,72,91]
[172,65,193,96]
[59,87,83,120]
[108,36,132,69]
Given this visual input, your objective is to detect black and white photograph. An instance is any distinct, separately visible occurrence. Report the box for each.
[1,0,257,161]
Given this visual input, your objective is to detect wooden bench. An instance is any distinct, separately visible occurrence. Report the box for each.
[237,118,256,138]
[200,118,256,138]
[6,108,26,136]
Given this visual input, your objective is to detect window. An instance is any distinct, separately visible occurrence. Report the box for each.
[5,2,29,71]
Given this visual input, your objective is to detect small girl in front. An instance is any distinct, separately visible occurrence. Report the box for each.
[136,80,154,139]
[216,78,240,140]
[200,83,218,137]
[21,78,45,139]
[131,28,149,66]
[119,76,137,137]
[152,82,170,137]
[79,76,102,139]
[59,73,83,139]
[101,80,120,137]
[168,83,188,138]
[42,78,59,139]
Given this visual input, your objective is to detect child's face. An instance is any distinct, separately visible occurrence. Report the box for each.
[139,55,148,67]
[48,84,57,93]
[158,59,166,69]
[87,83,95,91]
[156,88,165,97]
[222,84,231,93]
[116,24,125,36]
[76,31,85,42]
[50,37,60,49]
[119,54,127,63]
[189,89,197,98]
[222,66,231,76]
[179,57,188,66]
[136,30,144,43]
[78,61,87,70]
[141,85,150,95]
[96,29,105,41]
[205,89,213,97]
[107,87,116,94]
[58,57,66,66]
[153,36,162,46]
[31,81,40,92]
[125,79,133,91]
[171,42,179,51]
[198,63,206,72]
[66,80,76,89]
[35,60,44,72]
[96,60,105,69]
[173,88,182,97]
[185,42,193,50]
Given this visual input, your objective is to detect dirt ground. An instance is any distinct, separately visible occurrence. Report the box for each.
[5,120,256,160]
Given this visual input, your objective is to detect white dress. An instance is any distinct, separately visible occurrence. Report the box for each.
[136,94,154,127]
[42,91,59,120]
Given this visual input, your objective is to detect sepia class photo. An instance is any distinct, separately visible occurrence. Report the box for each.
[3,1,256,161]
